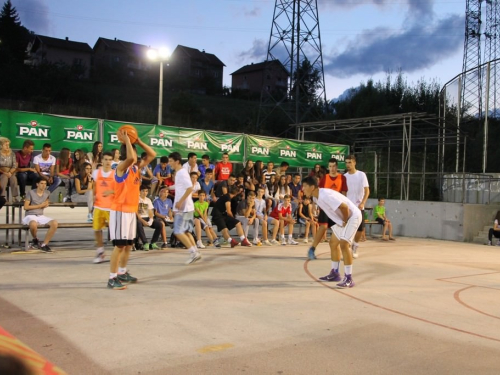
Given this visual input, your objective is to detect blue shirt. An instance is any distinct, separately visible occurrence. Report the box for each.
[153,164,172,177]
[289,182,302,198]
[198,163,215,179]
[199,179,215,201]
[153,197,173,216]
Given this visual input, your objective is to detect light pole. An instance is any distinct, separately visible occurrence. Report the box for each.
[147,47,170,125]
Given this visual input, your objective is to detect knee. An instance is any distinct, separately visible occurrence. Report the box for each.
[50,220,59,228]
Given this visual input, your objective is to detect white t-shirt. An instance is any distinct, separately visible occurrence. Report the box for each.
[192,181,201,193]
[173,168,194,212]
[314,188,361,225]
[138,196,154,217]
[33,154,56,175]
[345,170,369,206]
[182,162,199,174]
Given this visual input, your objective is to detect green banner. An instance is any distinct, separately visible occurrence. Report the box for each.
[204,131,244,162]
[245,135,280,164]
[102,120,154,154]
[5,110,99,152]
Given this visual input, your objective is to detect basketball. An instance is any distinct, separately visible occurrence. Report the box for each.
[118,125,138,144]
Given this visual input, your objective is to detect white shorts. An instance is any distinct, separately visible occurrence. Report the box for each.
[195,216,212,229]
[267,217,278,225]
[331,211,362,245]
[22,215,55,226]
[109,211,137,241]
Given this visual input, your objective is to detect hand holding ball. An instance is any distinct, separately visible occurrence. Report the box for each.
[118,125,138,144]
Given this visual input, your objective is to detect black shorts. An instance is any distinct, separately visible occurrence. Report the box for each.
[212,214,239,231]
[357,210,365,232]
[112,239,134,246]
[375,217,385,225]
[318,209,335,227]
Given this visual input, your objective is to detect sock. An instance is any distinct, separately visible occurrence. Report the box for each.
[239,235,245,241]
[109,273,117,279]
[331,261,340,272]
[228,237,233,243]
[281,235,285,239]
[188,246,197,254]
[118,267,126,274]
[288,234,293,239]
[344,265,352,276]
[41,243,47,247]
[96,247,104,254]
[353,241,359,247]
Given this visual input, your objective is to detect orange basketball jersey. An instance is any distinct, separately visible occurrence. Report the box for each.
[94,169,115,210]
[111,165,141,213]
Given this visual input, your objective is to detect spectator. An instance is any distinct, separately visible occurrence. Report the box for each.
[15,140,36,200]
[110,148,120,169]
[275,174,291,203]
[255,187,279,245]
[183,152,199,175]
[298,196,317,244]
[269,195,298,246]
[0,137,19,202]
[215,173,236,198]
[136,185,168,250]
[199,168,215,202]
[309,164,321,177]
[71,162,94,222]
[71,149,89,177]
[55,148,73,202]
[23,177,58,252]
[153,156,172,186]
[263,161,276,182]
[87,141,103,170]
[288,173,303,213]
[374,197,395,241]
[253,160,264,186]
[193,190,218,249]
[265,174,278,212]
[33,143,61,193]
[139,152,158,196]
[190,171,201,201]
[488,211,500,246]
[153,186,174,226]
[275,161,290,178]
[236,190,260,245]
[198,154,215,180]
[214,152,232,181]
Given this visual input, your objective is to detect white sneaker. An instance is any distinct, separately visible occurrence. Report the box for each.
[352,244,359,259]
[281,238,287,246]
[303,238,309,244]
[252,239,262,246]
[196,240,206,249]
[270,239,279,245]
[488,240,492,246]
[93,251,105,264]
[263,240,272,246]
[287,238,299,245]
[87,213,93,222]
[186,251,202,265]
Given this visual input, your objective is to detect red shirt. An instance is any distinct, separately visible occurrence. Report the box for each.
[215,162,233,180]
[270,203,292,220]
[319,174,348,193]
[15,150,32,168]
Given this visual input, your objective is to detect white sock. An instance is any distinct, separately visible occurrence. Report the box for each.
[118,267,126,274]
[353,241,359,247]
[96,247,104,254]
[344,265,352,275]
[228,237,233,243]
[188,246,197,254]
[331,261,340,272]
[239,235,245,241]
[109,273,117,279]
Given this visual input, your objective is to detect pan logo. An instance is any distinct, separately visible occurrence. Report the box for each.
[251,146,270,155]
[221,143,239,153]
[306,152,322,160]
[279,145,296,158]
[187,140,208,150]
[150,132,173,147]
[17,120,50,139]
[330,153,345,162]
[65,125,95,141]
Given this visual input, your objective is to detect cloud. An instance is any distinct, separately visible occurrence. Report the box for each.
[237,38,268,63]
[324,14,464,78]
[318,0,434,18]
[244,7,261,17]
[12,0,50,34]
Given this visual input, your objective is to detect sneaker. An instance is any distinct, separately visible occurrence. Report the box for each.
[497,240,500,246]
[40,244,52,252]
[230,239,239,248]
[281,238,287,246]
[213,239,221,248]
[161,242,168,249]
[287,238,299,245]
[303,238,309,244]
[87,213,93,222]
[143,243,150,251]
[196,240,206,249]
[352,243,359,259]
[107,277,127,290]
[63,196,71,203]
[319,269,341,282]
[93,251,105,264]
[241,238,252,247]
[263,240,272,246]
[117,272,138,284]
[30,237,40,249]
[135,243,144,251]
[337,275,355,288]
[270,239,279,245]
[307,247,317,260]
[150,243,159,250]
[186,251,202,265]
[252,239,262,246]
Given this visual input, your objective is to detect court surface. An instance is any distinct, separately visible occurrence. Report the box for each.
[1,236,500,374]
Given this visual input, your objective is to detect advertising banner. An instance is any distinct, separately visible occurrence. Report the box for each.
[102,120,155,153]
[245,135,280,164]
[204,131,245,162]
[7,111,99,151]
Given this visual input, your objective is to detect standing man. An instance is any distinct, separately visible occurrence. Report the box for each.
[169,152,201,264]
[107,130,156,290]
[33,143,61,193]
[15,140,36,199]
[344,155,369,259]
[308,158,348,261]
[214,152,232,181]
[92,151,115,263]
[183,152,199,175]
[23,177,58,252]
[302,176,361,288]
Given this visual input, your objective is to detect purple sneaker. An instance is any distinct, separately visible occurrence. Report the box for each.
[336,275,355,288]
[319,269,341,282]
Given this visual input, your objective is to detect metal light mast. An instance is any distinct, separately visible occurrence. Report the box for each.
[257,0,327,133]
[484,0,500,117]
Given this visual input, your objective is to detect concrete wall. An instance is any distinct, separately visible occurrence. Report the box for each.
[366,199,500,242]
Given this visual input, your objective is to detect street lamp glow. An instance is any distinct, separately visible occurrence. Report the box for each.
[158,47,169,60]
[147,49,158,60]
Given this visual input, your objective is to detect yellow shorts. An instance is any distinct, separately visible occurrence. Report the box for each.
[93,208,110,231]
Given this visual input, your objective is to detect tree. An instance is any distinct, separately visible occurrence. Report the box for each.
[0,0,31,65]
